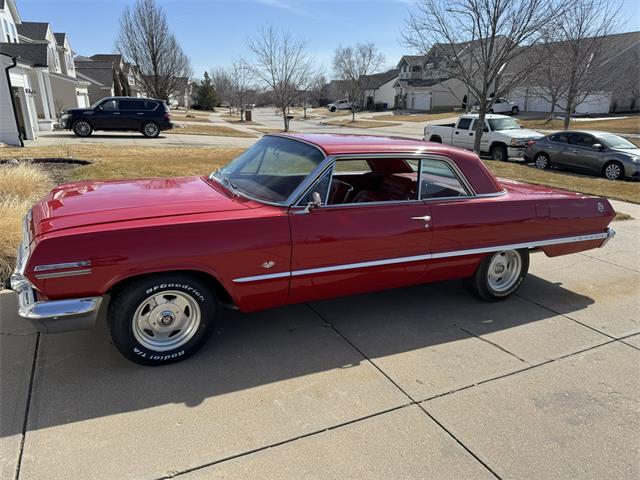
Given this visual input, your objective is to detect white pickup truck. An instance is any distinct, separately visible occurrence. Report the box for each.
[424,114,543,161]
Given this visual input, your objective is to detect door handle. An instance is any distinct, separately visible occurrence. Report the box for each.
[113,112,120,115]
[468,132,473,136]
[137,112,144,115]
[411,215,432,228]
[454,131,459,135]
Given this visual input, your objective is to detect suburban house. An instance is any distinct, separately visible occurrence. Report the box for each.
[320,79,349,105]
[362,68,398,110]
[0,0,90,144]
[510,30,640,114]
[169,76,192,108]
[393,52,466,111]
[75,53,145,104]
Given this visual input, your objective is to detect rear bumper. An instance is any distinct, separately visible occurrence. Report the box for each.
[10,272,102,333]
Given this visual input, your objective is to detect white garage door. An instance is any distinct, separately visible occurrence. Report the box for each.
[411,93,431,111]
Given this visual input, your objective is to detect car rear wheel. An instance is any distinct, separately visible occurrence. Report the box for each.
[490,144,508,161]
[72,120,92,137]
[465,249,529,301]
[108,274,217,365]
[511,106,519,115]
[603,161,624,180]
[330,106,337,112]
[142,121,160,138]
[534,152,551,169]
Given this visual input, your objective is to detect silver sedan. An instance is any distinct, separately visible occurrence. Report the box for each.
[526,130,640,180]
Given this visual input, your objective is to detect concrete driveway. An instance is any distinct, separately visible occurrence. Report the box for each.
[1,200,639,480]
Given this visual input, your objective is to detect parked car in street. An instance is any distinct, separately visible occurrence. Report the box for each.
[472,98,520,115]
[10,133,615,365]
[526,130,640,180]
[424,114,543,160]
[61,96,173,138]
[326,99,353,112]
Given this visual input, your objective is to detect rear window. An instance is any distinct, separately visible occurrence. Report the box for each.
[119,100,140,110]
[457,118,473,130]
[143,101,159,111]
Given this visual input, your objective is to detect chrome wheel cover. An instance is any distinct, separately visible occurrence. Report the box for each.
[605,163,621,180]
[132,290,201,352]
[75,121,90,135]
[535,154,548,169]
[487,250,521,293]
[144,123,159,136]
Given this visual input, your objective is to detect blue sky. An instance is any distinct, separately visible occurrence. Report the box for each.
[17,0,640,79]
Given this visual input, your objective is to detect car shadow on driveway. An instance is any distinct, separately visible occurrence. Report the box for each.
[0,274,595,438]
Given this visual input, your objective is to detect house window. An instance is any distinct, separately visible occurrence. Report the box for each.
[2,19,10,42]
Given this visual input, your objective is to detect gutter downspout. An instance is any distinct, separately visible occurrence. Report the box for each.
[3,54,24,147]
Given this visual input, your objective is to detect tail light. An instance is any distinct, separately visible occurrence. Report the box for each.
[164,112,171,119]
[526,140,537,148]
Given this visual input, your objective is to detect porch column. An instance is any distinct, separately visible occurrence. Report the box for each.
[35,70,53,122]
[43,73,57,121]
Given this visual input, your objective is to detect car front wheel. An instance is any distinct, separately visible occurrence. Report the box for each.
[108,274,217,365]
[603,161,624,180]
[465,249,529,301]
[73,120,93,137]
[511,106,519,115]
[534,152,551,169]
[142,121,160,138]
[330,106,337,112]
[490,144,508,161]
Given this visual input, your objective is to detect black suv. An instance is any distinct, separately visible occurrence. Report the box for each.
[61,97,173,138]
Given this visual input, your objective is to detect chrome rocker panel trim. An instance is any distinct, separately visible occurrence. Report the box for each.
[233,229,615,283]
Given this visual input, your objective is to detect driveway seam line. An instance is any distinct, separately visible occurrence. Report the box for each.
[306,304,503,480]
[420,337,618,404]
[514,292,618,341]
[153,402,413,479]
[14,332,40,480]
[577,252,640,274]
[458,327,529,364]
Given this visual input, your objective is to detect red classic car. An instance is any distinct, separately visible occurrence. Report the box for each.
[10,133,615,365]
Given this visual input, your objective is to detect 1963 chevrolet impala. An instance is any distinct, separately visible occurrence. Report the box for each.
[10,134,615,365]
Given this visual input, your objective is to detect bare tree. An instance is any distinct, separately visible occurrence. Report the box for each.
[333,43,385,121]
[229,61,255,121]
[403,0,567,154]
[549,0,622,128]
[210,67,233,113]
[302,73,326,119]
[116,0,191,101]
[248,25,316,131]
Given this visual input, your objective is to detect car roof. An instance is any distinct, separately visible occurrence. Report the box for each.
[270,133,504,195]
[463,113,512,119]
[548,130,615,136]
[102,96,164,102]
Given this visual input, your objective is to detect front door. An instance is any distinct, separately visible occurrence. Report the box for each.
[91,99,119,129]
[565,133,603,172]
[453,117,473,149]
[288,158,433,304]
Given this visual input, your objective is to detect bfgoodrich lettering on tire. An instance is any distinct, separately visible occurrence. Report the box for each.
[464,249,529,301]
[108,273,217,365]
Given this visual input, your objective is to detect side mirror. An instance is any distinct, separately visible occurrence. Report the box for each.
[295,191,322,214]
[592,143,604,150]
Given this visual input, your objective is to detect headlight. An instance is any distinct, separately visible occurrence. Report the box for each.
[510,138,526,147]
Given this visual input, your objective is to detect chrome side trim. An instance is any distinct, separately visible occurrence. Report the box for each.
[232,271,291,284]
[35,269,92,280]
[232,231,611,283]
[600,227,616,247]
[34,261,91,272]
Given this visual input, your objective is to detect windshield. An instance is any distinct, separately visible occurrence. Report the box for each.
[487,118,521,131]
[599,133,637,150]
[211,136,325,204]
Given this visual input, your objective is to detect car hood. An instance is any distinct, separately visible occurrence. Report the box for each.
[31,176,251,236]
[499,128,543,139]
[611,147,640,157]
[63,107,90,114]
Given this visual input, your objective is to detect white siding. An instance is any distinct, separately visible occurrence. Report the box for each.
[511,87,612,114]
[0,55,21,145]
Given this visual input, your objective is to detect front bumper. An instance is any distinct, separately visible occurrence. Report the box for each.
[12,278,102,333]
[507,146,527,158]
[10,231,102,333]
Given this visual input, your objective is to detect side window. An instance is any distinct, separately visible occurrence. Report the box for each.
[119,100,140,110]
[550,134,569,143]
[333,160,371,173]
[456,118,472,130]
[570,133,596,147]
[420,159,469,199]
[144,101,159,111]
[100,100,118,111]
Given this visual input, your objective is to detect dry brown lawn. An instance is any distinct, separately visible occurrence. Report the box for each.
[485,160,639,204]
[323,119,401,129]
[520,116,640,134]
[167,124,256,137]
[368,112,457,122]
[0,163,53,280]
[171,115,212,123]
